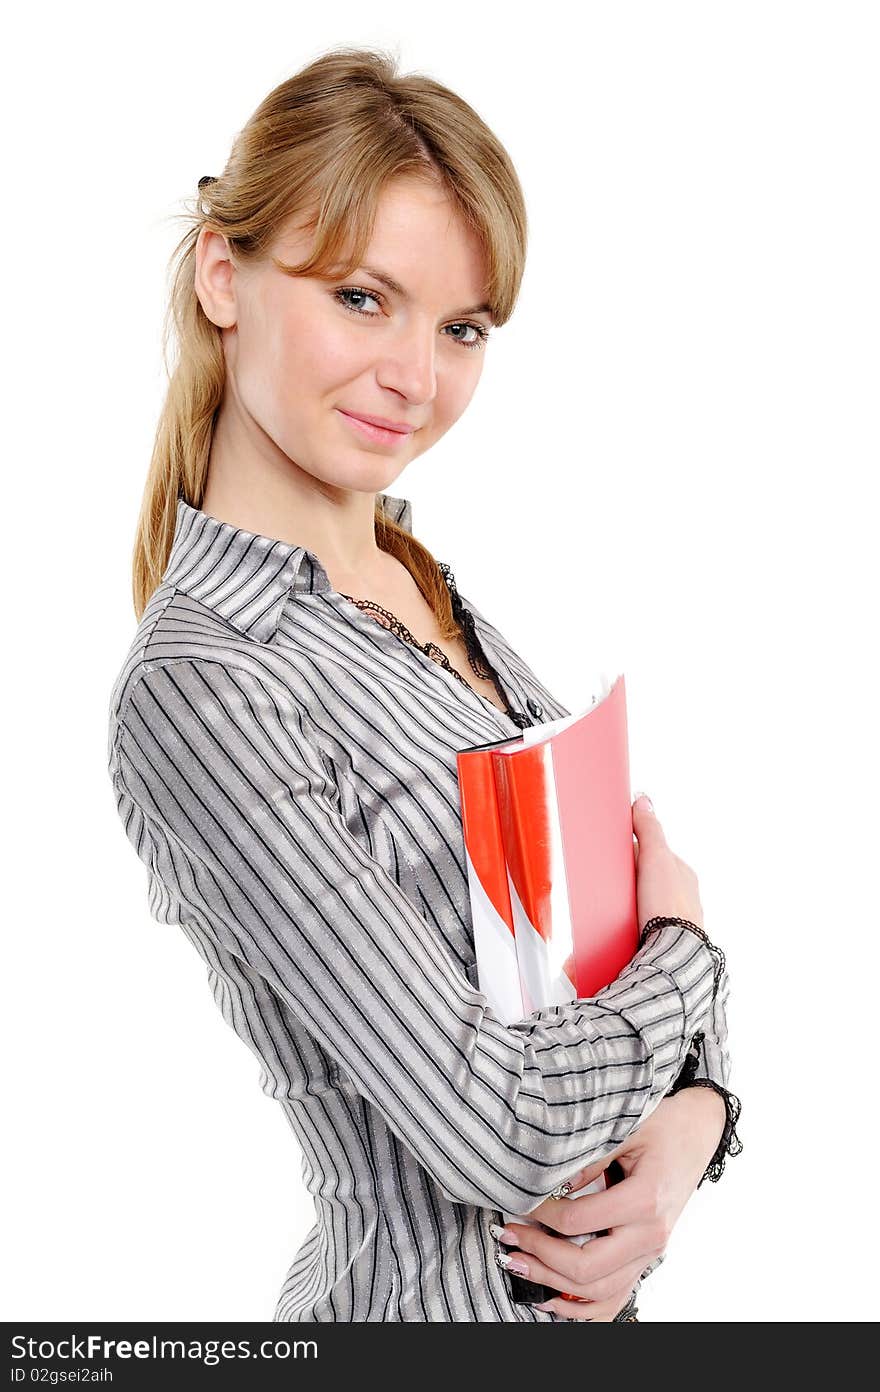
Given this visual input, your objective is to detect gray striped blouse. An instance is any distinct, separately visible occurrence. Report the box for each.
[106,492,736,1322]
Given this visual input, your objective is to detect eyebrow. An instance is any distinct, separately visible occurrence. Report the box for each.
[356,265,494,321]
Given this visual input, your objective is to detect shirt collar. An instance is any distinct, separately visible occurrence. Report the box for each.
[164,490,414,643]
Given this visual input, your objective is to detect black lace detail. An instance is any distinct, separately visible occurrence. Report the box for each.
[667,1030,744,1187]
[639,915,725,1004]
[688,1079,743,1186]
[437,562,494,679]
[439,563,532,729]
[670,1028,704,1090]
[671,1067,744,1187]
[339,591,479,681]
[339,562,532,728]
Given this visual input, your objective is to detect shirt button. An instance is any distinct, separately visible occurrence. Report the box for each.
[527,698,544,718]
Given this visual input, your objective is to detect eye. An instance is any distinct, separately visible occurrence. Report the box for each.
[444,322,491,350]
[334,286,383,316]
[332,286,491,351]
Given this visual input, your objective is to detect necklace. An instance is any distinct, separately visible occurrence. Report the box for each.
[338,561,530,727]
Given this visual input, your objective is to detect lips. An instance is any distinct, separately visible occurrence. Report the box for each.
[339,410,415,435]
[337,409,415,447]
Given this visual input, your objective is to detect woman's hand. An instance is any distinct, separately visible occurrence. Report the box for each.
[560,794,705,983]
[631,792,704,930]
[493,1086,728,1320]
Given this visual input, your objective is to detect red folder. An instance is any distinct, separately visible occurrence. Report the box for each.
[456,672,638,1304]
[457,672,637,1022]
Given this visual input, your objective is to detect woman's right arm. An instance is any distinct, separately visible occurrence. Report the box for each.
[108,656,720,1216]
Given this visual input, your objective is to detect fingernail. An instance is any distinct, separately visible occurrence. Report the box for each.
[633,791,654,812]
[495,1250,529,1275]
[488,1223,515,1243]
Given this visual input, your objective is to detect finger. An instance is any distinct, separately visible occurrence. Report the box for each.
[565,1253,654,1305]
[535,1265,646,1320]
[528,1155,632,1227]
[531,1167,648,1235]
[534,1291,630,1322]
[529,1170,615,1229]
[498,1230,654,1299]
[498,1224,630,1287]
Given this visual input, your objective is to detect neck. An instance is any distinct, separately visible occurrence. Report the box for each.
[201,412,387,579]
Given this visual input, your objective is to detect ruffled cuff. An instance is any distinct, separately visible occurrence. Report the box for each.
[668,1029,743,1187]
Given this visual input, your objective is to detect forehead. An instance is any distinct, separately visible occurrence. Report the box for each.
[276,178,489,297]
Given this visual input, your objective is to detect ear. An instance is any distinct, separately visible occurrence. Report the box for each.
[194,226,238,329]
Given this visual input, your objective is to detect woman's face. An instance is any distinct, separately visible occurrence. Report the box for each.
[196,176,494,499]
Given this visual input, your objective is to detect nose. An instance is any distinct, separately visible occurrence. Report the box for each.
[376,321,439,402]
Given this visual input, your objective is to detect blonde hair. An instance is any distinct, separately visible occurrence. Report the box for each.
[132,44,528,636]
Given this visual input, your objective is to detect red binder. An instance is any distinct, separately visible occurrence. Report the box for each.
[456,671,639,1304]
[457,671,637,1023]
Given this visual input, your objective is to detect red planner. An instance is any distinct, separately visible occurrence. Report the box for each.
[456,671,639,1304]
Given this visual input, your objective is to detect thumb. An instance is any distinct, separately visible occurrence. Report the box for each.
[632,791,665,844]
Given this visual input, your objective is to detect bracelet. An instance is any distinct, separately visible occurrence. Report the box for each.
[639,914,726,1002]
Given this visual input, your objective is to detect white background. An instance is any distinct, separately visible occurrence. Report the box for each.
[4,0,878,1323]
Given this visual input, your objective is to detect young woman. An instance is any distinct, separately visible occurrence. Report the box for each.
[107,46,741,1323]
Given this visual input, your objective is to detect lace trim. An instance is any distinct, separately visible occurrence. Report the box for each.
[437,562,494,678]
[338,591,484,684]
[339,562,532,728]
[439,563,531,728]
[639,914,726,1004]
[668,1029,744,1187]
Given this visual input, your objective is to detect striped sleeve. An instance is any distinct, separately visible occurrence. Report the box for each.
[110,657,722,1216]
